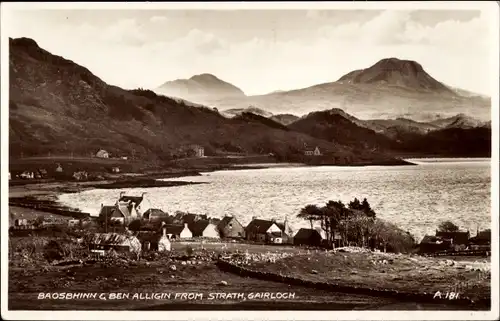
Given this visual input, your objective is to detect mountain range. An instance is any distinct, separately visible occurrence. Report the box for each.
[8,37,491,168]
[9,37,410,166]
[155,58,491,122]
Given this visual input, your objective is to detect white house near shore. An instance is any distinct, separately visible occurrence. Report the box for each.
[180,223,193,239]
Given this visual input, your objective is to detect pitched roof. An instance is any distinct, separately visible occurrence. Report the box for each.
[420,234,437,244]
[182,213,198,224]
[294,228,324,240]
[119,195,144,207]
[90,233,138,245]
[245,219,280,234]
[189,220,211,236]
[117,202,132,217]
[217,216,238,230]
[435,231,470,244]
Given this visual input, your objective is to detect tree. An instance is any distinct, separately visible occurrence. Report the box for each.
[297,204,322,229]
[324,200,347,245]
[348,198,362,210]
[438,220,460,232]
[349,198,376,218]
[361,198,376,218]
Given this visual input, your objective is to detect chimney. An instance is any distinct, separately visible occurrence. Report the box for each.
[101,203,103,208]
[184,223,188,228]
[252,216,257,221]
[271,218,276,223]
[162,226,167,237]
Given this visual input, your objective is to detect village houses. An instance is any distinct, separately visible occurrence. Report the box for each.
[189,220,220,239]
[245,217,290,244]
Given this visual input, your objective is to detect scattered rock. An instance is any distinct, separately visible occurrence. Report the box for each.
[170,265,177,271]
[181,261,187,266]
[220,280,228,286]
[311,270,318,274]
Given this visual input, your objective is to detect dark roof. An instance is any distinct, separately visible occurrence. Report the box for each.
[245,219,284,234]
[119,195,144,207]
[435,231,470,244]
[189,220,210,236]
[294,228,324,240]
[182,213,198,224]
[217,216,240,229]
[476,230,491,240]
[162,224,185,235]
[144,208,167,217]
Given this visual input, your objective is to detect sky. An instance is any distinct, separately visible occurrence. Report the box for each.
[4,6,494,96]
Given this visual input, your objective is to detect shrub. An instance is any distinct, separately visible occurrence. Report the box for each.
[185,245,194,256]
[43,240,65,262]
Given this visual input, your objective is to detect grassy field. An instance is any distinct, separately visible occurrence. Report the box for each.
[247,251,491,303]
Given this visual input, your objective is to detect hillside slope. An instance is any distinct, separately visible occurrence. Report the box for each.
[9,37,406,166]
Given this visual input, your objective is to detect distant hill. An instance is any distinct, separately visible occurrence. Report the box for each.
[155,73,246,105]
[428,113,490,129]
[203,58,490,122]
[287,108,491,158]
[9,37,407,166]
[289,109,397,151]
[364,118,439,137]
[221,106,273,118]
[233,112,289,131]
[270,114,300,126]
[396,127,491,157]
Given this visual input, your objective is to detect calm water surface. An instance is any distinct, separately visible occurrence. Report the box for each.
[58,158,491,241]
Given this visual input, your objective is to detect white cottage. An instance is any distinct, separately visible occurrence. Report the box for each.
[180,223,193,239]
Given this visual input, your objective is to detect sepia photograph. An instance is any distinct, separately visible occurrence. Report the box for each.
[1,1,498,320]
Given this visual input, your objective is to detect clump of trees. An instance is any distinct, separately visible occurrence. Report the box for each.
[297,197,416,253]
[437,220,460,232]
